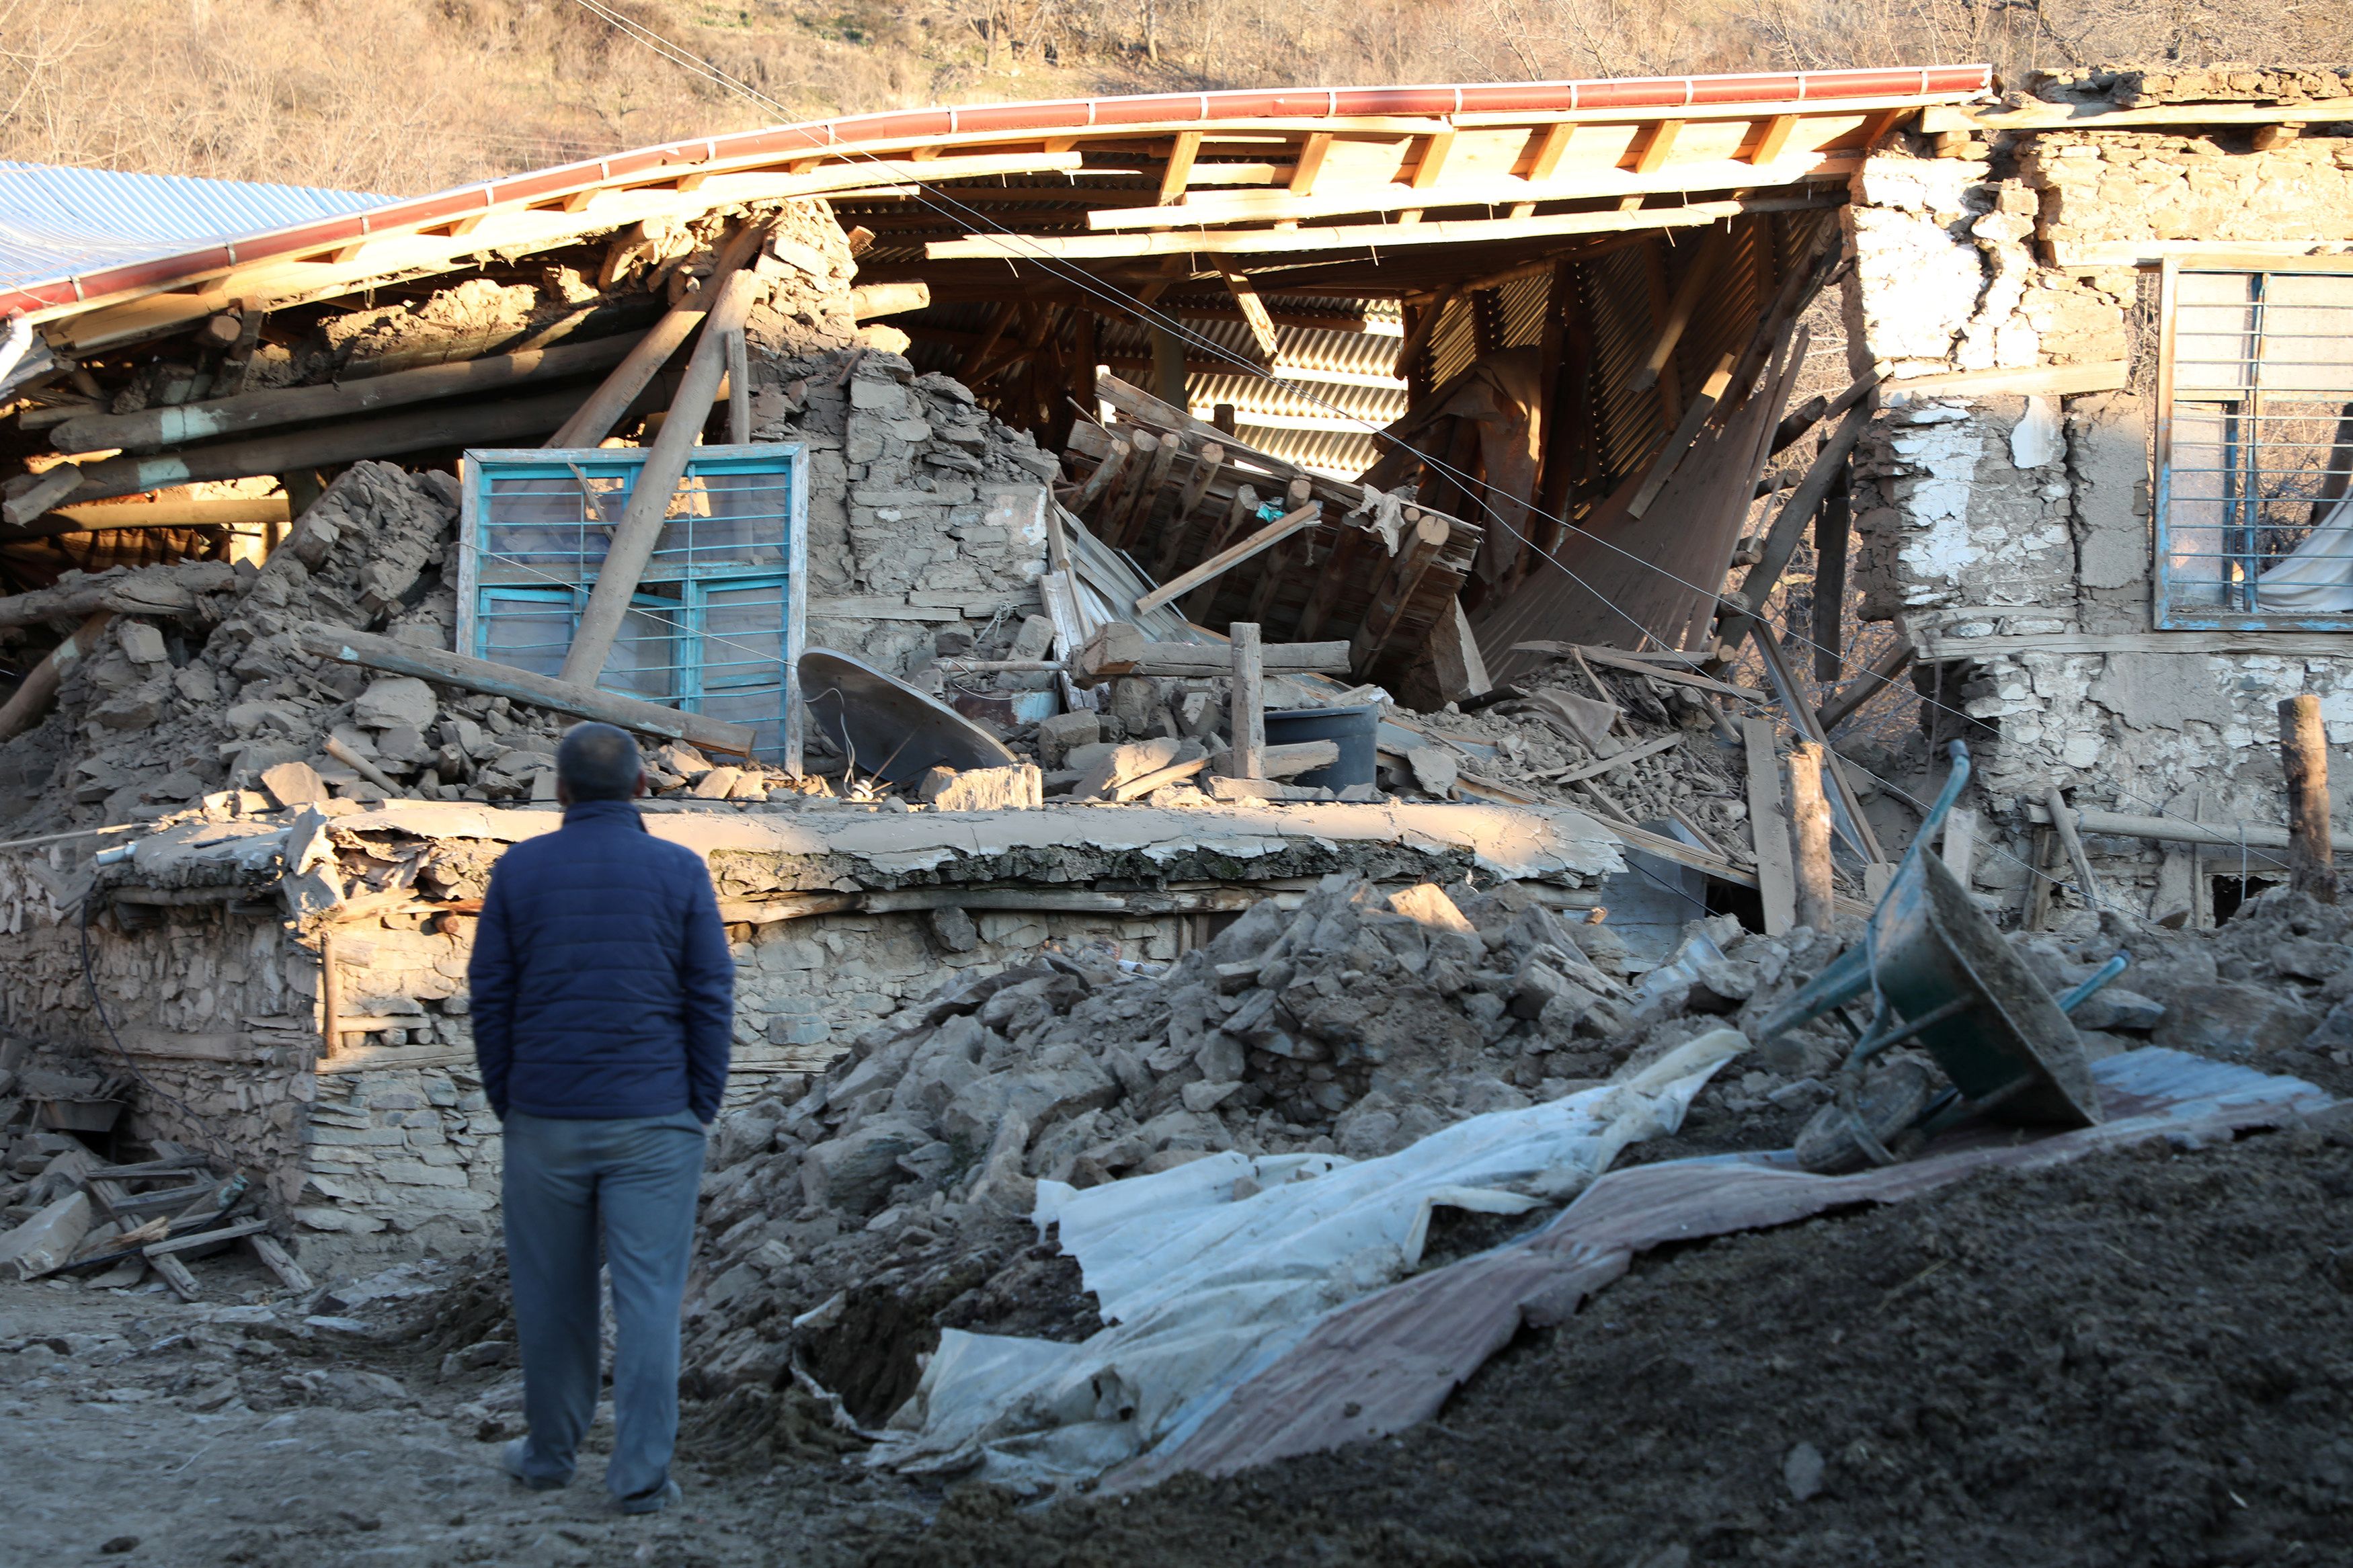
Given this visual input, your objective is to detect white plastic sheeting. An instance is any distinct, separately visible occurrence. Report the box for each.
[2258,494,2353,614]
[867,1027,1747,1486]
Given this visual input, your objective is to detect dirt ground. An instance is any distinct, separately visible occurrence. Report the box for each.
[7,1119,2348,1568]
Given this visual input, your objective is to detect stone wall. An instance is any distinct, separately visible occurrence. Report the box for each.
[1841,116,2353,925]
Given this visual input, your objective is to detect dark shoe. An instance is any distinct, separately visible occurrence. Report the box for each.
[616,1477,682,1516]
[498,1437,568,1491]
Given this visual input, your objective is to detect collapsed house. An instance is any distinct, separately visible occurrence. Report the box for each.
[1,60,2350,1294]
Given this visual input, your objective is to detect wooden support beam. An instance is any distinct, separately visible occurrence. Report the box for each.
[1788,743,1835,931]
[1137,501,1320,616]
[1750,113,1798,165]
[1398,128,1458,224]
[1071,624,1351,682]
[3,497,289,542]
[940,193,1841,261]
[1349,511,1449,669]
[1289,133,1334,196]
[40,386,595,509]
[1220,268,1281,361]
[2281,694,2337,903]
[1068,436,1131,514]
[1159,130,1204,203]
[1628,230,1726,395]
[1232,622,1265,780]
[1811,462,1850,682]
[547,222,767,450]
[2045,788,2108,913]
[1631,119,1683,174]
[1109,429,1183,548]
[1183,483,1258,622]
[1743,716,1797,934]
[297,621,757,755]
[560,270,758,686]
[1511,124,1575,218]
[52,333,640,456]
[0,610,111,741]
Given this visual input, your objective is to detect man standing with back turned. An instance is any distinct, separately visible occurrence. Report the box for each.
[468,721,735,1514]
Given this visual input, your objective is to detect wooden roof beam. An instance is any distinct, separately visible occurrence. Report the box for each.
[1083,153,1860,231]
[1158,131,1203,204]
[1511,123,1574,219]
[1397,128,1458,226]
[1218,267,1282,361]
[1289,133,1335,197]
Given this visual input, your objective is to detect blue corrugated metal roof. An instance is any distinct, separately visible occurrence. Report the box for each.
[0,161,385,293]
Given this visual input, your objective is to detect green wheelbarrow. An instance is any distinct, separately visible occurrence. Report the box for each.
[1757,741,2122,1173]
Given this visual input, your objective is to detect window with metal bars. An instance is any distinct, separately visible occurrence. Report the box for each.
[2156,260,2353,628]
[454,444,807,763]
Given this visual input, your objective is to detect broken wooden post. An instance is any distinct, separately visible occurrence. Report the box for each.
[559,267,759,687]
[1134,501,1320,616]
[0,610,112,741]
[1232,621,1265,780]
[2043,788,2106,913]
[726,327,751,446]
[1741,716,1796,935]
[2280,692,2336,903]
[546,220,768,450]
[1787,741,1835,932]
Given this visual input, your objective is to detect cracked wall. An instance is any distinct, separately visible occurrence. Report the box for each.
[1843,122,2353,925]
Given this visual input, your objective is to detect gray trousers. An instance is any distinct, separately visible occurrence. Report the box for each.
[500,1109,707,1499]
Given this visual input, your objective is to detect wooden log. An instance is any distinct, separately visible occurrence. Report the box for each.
[2044,788,2107,913]
[1743,716,1797,935]
[43,387,593,509]
[1068,436,1131,514]
[547,220,768,449]
[1232,622,1266,780]
[559,267,758,686]
[1811,464,1850,682]
[0,611,112,741]
[4,496,289,542]
[2280,694,2336,903]
[1110,429,1183,547]
[1349,512,1449,669]
[296,621,756,755]
[323,735,407,798]
[1135,502,1320,616]
[1073,624,1349,683]
[726,327,751,446]
[1627,231,1726,394]
[50,334,641,456]
[1787,742,1835,932]
[846,282,931,319]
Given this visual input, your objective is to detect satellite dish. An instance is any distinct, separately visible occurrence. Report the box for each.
[797,648,1020,784]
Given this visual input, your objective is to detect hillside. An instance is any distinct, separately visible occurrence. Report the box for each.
[2,0,2348,195]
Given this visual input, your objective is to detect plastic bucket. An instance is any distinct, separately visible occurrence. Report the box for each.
[1261,704,1381,790]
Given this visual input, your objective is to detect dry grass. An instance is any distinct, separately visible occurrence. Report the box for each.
[2,1,2346,195]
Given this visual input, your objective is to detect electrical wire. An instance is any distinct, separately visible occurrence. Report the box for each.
[557,1,2271,903]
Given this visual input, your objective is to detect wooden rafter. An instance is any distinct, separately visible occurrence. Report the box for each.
[1219,267,1282,361]
[1398,128,1458,226]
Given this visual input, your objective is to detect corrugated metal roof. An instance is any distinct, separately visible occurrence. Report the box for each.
[0,161,384,293]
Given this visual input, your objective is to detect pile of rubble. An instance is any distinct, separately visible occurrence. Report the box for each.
[662,874,1863,1409]
[0,1083,302,1298]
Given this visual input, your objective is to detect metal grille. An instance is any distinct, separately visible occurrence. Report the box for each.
[455,445,807,761]
[2158,263,2353,628]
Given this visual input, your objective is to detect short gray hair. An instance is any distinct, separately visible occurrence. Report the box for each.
[557,722,643,801]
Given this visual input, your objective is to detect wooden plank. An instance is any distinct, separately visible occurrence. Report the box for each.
[296,621,758,755]
[1159,131,1204,203]
[1068,435,1131,514]
[1220,269,1281,360]
[1135,502,1320,616]
[1523,642,1768,702]
[1884,359,2128,399]
[1743,715,1798,934]
[145,1218,268,1257]
[1751,113,1799,164]
[1941,805,1978,886]
[1811,464,1850,682]
[1092,153,1860,231]
[1232,622,1265,780]
[1717,398,1875,647]
[1510,124,1575,218]
[1351,512,1449,668]
[1289,133,1334,196]
[247,1233,315,1293]
[1751,627,1885,864]
[548,220,766,449]
[1398,128,1458,224]
[1547,729,1683,786]
[934,192,1843,259]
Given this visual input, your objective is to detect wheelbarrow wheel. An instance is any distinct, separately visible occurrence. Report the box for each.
[1794,1059,1938,1175]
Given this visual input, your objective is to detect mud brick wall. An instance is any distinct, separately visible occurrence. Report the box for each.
[1841,126,2353,925]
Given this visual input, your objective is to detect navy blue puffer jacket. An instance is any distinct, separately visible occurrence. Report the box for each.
[468,798,735,1122]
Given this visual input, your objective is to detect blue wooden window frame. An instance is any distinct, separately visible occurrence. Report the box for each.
[2155,258,2353,631]
[456,444,807,766]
